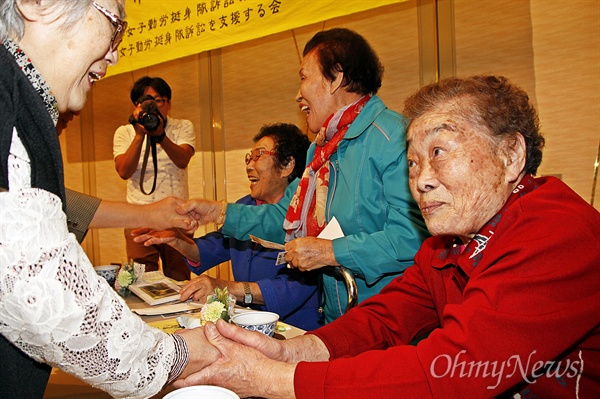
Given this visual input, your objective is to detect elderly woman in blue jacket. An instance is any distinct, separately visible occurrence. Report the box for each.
[134,123,321,330]
[172,28,429,323]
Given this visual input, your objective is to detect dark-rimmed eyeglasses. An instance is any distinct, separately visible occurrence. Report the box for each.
[245,149,276,165]
[93,2,128,51]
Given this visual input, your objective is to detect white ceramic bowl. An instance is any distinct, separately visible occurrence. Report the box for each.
[94,265,119,286]
[163,385,239,399]
[231,311,279,337]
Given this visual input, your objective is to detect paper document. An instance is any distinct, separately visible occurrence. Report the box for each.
[250,235,287,265]
[317,216,344,240]
[133,302,202,316]
[147,318,184,334]
[250,235,285,250]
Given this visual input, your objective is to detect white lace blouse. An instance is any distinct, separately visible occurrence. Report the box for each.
[0,130,179,398]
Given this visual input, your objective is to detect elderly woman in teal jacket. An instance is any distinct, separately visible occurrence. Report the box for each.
[175,28,429,323]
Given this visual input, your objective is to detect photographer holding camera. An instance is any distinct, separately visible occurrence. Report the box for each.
[113,76,195,281]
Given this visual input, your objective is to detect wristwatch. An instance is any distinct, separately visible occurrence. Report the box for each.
[243,282,253,305]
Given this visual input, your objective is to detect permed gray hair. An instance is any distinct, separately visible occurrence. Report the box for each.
[0,0,92,41]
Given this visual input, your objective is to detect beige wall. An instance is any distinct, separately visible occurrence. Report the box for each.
[530,1,599,201]
[61,0,599,271]
[451,0,600,206]
[220,0,421,204]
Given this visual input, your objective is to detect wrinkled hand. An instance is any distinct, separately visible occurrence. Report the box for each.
[284,237,339,271]
[173,326,220,380]
[179,275,224,302]
[177,199,223,226]
[145,196,198,233]
[174,320,296,398]
[132,227,178,246]
[131,227,198,261]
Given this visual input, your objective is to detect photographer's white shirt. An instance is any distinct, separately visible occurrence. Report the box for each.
[113,116,195,205]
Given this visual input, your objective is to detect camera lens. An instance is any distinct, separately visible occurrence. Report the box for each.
[140,112,160,132]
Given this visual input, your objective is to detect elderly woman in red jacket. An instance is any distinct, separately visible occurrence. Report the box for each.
[175,75,600,398]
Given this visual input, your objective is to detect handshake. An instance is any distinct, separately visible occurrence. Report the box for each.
[142,197,227,234]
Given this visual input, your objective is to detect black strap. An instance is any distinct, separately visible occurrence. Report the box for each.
[139,136,158,195]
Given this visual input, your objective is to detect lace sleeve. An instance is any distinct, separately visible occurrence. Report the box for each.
[0,188,185,399]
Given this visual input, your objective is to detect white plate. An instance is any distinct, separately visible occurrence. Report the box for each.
[163,385,239,399]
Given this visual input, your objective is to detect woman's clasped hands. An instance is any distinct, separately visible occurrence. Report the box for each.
[174,319,297,399]
[283,236,339,271]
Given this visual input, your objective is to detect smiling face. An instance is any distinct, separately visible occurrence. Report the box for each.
[296,50,342,134]
[18,0,123,113]
[406,100,518,243]
[246,136,291,204]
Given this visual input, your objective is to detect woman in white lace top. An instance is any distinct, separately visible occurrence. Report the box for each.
[0,1,218,398]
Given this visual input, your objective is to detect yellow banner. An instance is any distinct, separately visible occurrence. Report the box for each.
[108,0,405,76]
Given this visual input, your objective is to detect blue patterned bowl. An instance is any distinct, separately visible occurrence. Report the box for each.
[231,311,279,337]
[94,265,119,286]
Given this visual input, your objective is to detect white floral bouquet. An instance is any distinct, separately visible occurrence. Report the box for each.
[114,260,145,296]
[199,287,236,326]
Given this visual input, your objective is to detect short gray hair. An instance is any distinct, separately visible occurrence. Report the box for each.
[0,0,92,42]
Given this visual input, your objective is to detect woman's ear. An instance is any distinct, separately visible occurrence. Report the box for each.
[330,66,344,95]
[16,0,42,22]
[504,133,527,183]
[281,158,295,179]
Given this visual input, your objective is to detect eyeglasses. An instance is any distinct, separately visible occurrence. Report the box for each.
[153,97,167,106]
[245,149,276,165]
[93,2,128,51]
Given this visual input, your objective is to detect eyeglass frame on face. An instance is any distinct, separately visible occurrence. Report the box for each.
[92,2,128,51]
[152,97,167,106]
[134,96,167,107]
[245,149,276,165]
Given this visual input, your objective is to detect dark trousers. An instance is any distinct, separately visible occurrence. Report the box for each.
[0,335,51,398]
[124,228,192,281]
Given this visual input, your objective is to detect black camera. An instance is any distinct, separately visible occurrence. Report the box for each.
[128,94,164,132]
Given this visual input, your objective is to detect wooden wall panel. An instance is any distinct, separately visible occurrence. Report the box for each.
[530,0,600,207]
[220,1,421,204]
[62,55,208,267]
[452,0,599,208]
[453,0,537,102]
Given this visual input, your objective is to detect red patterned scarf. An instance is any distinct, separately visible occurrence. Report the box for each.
[464,174,539,267]
[283,95,371,240]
